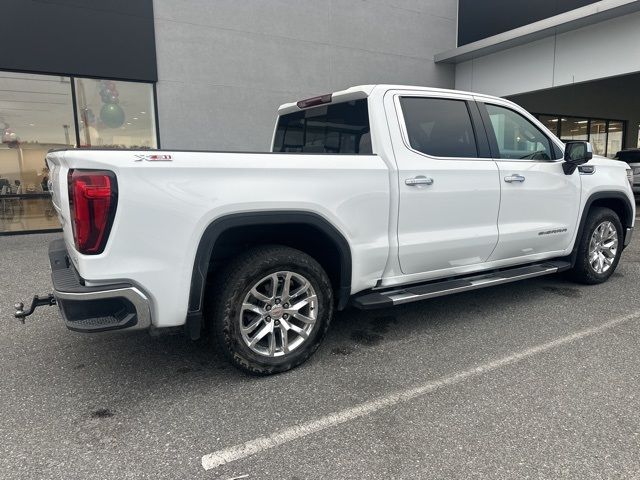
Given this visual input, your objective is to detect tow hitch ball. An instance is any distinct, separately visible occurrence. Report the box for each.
[14,294,56,323]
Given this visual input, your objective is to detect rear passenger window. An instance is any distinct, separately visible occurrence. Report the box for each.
[400,97,478,158]
[273,99,372,154]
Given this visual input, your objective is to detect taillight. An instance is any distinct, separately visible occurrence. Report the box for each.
[67,169,118,254]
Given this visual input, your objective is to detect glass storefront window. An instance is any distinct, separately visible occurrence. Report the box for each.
[560,117,589,142]
[538,115,559,137]
[1,72,76,233]
[75,78,157,149]
[1,71,158,234]
[589,120,607,156]
[607,121,624,158]
[536,113,626,157]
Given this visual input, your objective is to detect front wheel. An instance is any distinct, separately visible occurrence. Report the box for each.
[569,207,623,284]
[208,245,333,375]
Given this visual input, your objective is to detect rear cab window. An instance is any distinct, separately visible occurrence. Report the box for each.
[273,99,372,154]
[398,97,479,158]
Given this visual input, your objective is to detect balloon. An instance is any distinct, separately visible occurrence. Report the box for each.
[100,103,125,128]
[2,129,18,144]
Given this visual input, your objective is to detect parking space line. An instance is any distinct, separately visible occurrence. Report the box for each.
[201,309,640,471]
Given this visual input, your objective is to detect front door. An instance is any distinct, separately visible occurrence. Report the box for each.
[392,93,501,275]
[478,101,581,262]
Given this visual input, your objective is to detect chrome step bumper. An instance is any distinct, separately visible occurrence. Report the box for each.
[49,239,152,333]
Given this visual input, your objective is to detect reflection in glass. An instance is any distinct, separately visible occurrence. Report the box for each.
[75,78,156,149]
[607,121,624,158]
[560,117,588,141]
[487,104,552,160]
[0,72,76,233]
[589,120,607,156]
[538,115,559,136]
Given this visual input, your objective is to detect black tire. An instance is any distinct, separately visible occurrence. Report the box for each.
[207,245,333,375]
[569,207,623,284]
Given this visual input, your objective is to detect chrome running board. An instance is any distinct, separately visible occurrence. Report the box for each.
[351,260,571,310]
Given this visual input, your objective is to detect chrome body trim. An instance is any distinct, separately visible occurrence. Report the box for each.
[405,176,434,186]
[504,174,526,183]
[387,266,558,306]
[391,93,566,164]
[579,165,596,175]
[54,286,152,331]
[625,227,634,247]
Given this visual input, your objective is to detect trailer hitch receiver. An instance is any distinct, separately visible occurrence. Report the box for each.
[14,294,57,323]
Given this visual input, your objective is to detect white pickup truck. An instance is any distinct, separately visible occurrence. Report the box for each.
[16,85,635,375]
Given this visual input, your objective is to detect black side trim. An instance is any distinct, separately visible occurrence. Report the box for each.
[186,211,353,339]
[569,191,634,265]
[468,101,492,158]
[49,239,131,293]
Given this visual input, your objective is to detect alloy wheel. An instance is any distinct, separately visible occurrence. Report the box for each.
[588,220,618,274]
[239,271,318,357]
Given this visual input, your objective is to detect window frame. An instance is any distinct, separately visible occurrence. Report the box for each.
[71,75,160,149]
[478,101,564,162]
[394,94,492,161]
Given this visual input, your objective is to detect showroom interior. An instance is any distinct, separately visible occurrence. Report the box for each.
[1,0,639,235]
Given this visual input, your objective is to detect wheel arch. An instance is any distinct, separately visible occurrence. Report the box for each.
[570,190,634,265]
[185,211,352,339]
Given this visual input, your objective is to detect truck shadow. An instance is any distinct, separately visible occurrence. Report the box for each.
[10,268,624,430]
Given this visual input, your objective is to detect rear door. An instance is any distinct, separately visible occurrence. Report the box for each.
[391,91,501,275]
[477,100,581,262]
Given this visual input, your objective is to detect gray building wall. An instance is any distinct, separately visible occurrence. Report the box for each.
[153,0,457,151]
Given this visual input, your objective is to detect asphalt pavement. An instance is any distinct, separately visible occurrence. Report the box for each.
[1,231,640,479]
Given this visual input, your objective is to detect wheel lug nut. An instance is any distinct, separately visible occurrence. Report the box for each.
[275,320,280,326]
[283,303,289,308]
[266,316,271,321]
[275,298,281,304]
[283,314,289,319]
[265,305,271,311]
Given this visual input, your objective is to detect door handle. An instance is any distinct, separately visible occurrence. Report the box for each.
[504,174,525,183]
[405,176,434,186]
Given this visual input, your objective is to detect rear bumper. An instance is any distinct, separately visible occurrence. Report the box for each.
[49,239,152,333]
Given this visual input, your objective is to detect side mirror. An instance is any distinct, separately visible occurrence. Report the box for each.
[563,141,593,174]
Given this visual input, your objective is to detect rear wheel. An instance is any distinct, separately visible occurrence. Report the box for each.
[569,207,623,284]
[208,245,333,375]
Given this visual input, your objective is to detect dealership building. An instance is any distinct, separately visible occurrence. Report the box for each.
[1,0,639,234]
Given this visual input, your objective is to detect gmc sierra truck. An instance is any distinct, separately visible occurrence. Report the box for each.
[15,85,635,375]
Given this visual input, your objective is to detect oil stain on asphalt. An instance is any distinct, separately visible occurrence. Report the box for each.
[331,346,354,355]
[350,330,384,346]
[90,408,114,419]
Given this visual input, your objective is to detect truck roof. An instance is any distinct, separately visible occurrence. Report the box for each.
[277,84,505,115]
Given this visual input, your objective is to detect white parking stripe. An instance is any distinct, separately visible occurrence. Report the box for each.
[201,310,640,471]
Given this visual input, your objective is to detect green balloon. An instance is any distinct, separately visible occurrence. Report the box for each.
[100,103,125,128]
